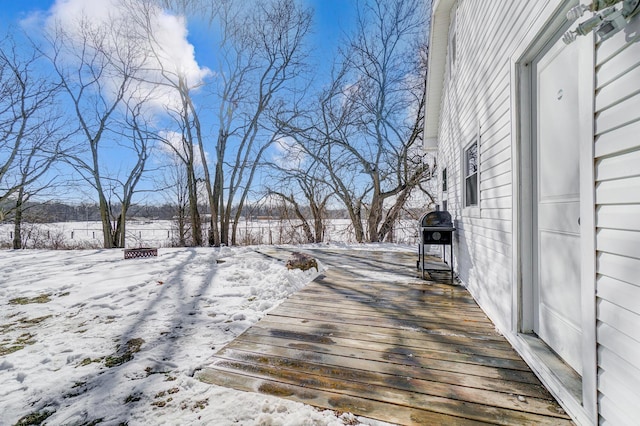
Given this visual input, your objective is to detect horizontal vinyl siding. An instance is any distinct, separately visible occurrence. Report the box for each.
[594,13,640,426]
[436,0,545,327]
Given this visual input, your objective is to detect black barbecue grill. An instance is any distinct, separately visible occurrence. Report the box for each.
[418,211,455,282]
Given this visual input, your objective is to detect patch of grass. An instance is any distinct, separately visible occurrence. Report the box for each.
[58,291,70,297]
[20,315,52,326]
[1,332,36,356]
[77,357,102,367]
[13,410,54,426]
[182,399,209,411]
[15,333,35,345]
[145,366,173,377]
[104,353,132,368]
[193,399,209,410]
[64,383,88,399]
[104,338,145,368]
[9,294,51,305]
[1,315,52,335]
[63,380,102,401]
[124,393,142,404]
[0,344,24,356]
[164,375,177,382]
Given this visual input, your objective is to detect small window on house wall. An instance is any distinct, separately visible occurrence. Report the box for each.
[442,168,448,192]
[464,141,478,207]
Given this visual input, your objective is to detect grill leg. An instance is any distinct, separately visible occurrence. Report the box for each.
[450,243,454,284]
[420,243,425,280]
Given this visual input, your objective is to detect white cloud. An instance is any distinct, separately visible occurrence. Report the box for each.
[272,136,306,170]
[157,130,208,168]
[43,0,211,115]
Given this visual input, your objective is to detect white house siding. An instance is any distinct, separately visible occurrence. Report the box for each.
[437,0,546,330]
[594,15,640,426]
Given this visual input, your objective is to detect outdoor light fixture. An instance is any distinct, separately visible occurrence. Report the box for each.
[563,0,640,44]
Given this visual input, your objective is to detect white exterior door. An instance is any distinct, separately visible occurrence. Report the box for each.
[534,36,583,374]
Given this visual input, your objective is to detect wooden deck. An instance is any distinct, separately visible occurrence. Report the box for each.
[198,248,572,425]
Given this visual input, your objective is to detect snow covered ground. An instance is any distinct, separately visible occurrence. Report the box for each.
[0,244,410,426]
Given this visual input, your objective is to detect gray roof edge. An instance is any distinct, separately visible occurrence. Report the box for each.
[424,0,456,149]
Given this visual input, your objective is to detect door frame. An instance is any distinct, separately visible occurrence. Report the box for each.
[509,0,597,423]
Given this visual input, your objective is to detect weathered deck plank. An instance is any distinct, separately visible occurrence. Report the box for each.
[249,320,526,364]
[198,248,572,425]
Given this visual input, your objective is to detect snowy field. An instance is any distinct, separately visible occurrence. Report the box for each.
[0,219,421,249]
[0,244,416,425]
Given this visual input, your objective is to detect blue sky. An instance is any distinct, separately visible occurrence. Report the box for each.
[0,0,361,205]
[0,0,356,62]
[1,1,357,82]
[1,0,358,78]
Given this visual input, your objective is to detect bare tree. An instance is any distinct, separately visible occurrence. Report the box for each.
[129,0,311,247]
[159,152,190,246]
[10,123,68,249]
[0,34,69,247]
[128,0,210,246]
[210,0,312,246]
[283,0,433,243]
[44,10,154,248]
[155,128,203,246]
[155,0,220,23]
[266,153,331,243]
[105,96,154,248]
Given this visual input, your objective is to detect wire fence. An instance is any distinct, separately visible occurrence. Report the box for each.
[0,219,424,249]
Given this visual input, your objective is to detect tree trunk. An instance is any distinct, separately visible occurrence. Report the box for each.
[345,202,364,243]
[367,196,383,242]
[312,207,325,243]
[178,205,187,246]
[97,193,115,248]
[112,212,127,248]
[12,190,24,250]
[186,165,202,246]
[377,187,411,242]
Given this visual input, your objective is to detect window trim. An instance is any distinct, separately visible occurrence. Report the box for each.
[442,167,448,192]
[462,136,480,216]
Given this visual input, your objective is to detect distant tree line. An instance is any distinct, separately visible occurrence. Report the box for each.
[0,0,434,249]
[0,199,419,224]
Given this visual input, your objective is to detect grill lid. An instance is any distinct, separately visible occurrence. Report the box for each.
[420,211,453,228]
